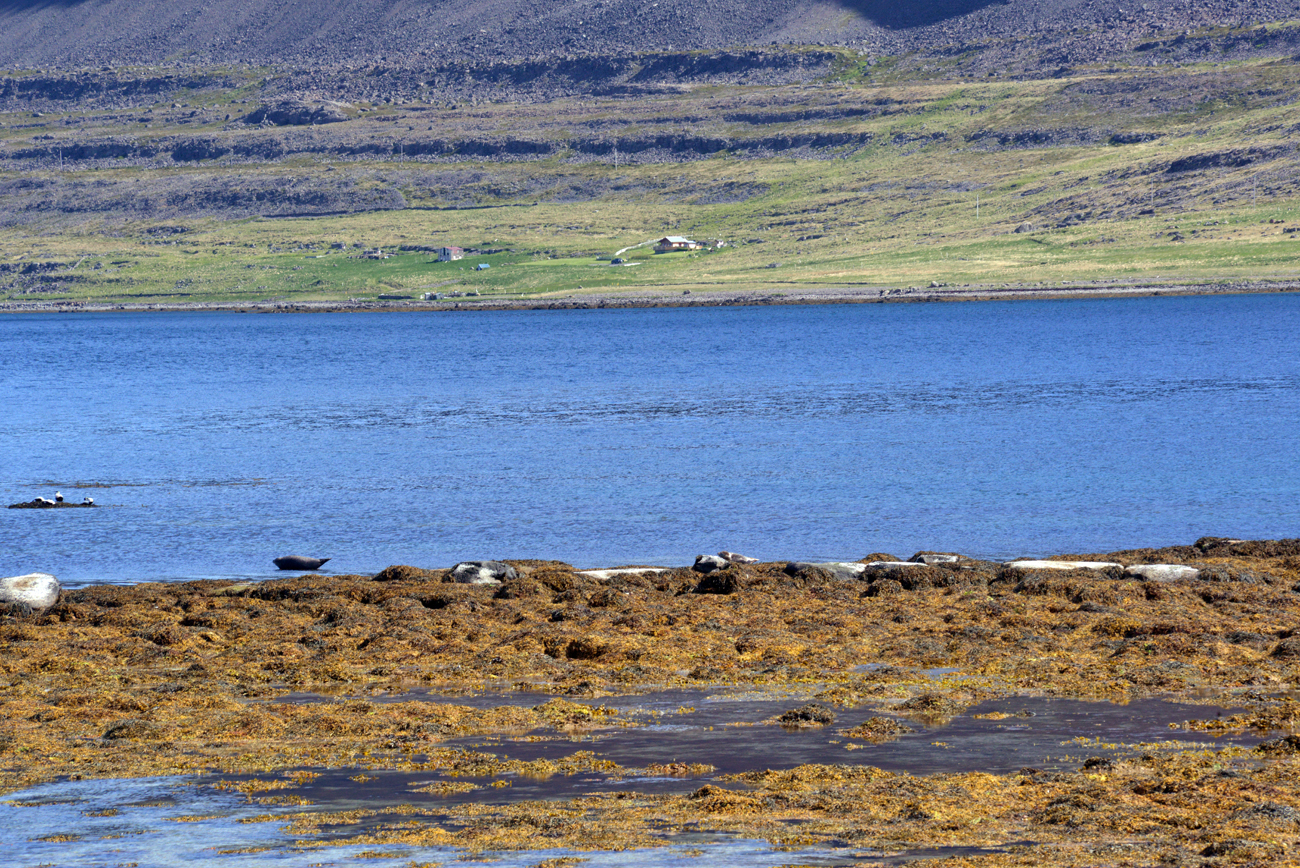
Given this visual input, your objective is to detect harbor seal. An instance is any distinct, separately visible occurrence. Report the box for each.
[0,572,60,612]
[273,555,331,570]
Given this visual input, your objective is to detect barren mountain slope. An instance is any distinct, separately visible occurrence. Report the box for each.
[2,0,1299,68]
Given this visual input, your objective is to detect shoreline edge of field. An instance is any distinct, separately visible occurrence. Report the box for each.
[2,280,1298,315]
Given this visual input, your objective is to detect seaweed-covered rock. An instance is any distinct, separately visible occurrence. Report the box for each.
[1194,536,1247,552]
[862,578,905,597]
[1231,802,1300,823]
[1195,537,1300,558]
[137,623,187,646]
[372,564,442,582]
[1223,630,1272,648]
[417,586,479,610]
[687,784,761,812]
[1125,660,1206,689]
[777,703,836,727]
[1198,565,1268,584]
[998,567,1116,598]
[863,561,987,593]
[587,587,629,607]
[1257,734,1300,754]
[1200,840,1273,858]
[102,719,162,740]
[694,569,744,595]
[1269,637,1300,660]
[843,716,914,742]
[897,692,968,720]
[558,636,608,660]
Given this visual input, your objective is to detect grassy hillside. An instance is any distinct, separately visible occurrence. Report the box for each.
[4,52,1300,306]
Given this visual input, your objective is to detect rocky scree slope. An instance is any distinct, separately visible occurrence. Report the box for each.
[1,0,1299,69]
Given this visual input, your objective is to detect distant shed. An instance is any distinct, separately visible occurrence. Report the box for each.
[437,246,465,262]
[654,236,702,253]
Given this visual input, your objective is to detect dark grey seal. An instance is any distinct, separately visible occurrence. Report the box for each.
[273,556,331,570]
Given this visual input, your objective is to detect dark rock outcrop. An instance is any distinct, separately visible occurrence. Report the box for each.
[244,100,351,126]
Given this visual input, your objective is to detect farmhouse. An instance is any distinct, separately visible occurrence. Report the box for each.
[437,246,465,261]
[654,236,702,253]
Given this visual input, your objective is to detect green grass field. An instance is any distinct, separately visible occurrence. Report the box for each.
[5,55,1300,304]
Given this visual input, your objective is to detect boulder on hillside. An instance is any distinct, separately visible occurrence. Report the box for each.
[244,99,351,126]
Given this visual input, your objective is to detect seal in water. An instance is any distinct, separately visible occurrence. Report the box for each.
[273,556,331,570]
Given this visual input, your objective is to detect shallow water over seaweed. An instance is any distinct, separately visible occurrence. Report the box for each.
[289,689,1259,781]
[0,691,1256,867]
[0,772,1016,868]
[3,294,1300,585]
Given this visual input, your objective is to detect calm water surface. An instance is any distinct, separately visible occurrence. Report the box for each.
[2,294,1299,585]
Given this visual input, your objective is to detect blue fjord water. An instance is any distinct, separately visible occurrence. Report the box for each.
[2,293,1298,586]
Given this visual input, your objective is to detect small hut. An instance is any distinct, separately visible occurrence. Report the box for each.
[654,236,703,253]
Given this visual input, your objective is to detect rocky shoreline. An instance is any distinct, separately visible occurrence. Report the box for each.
[2,279,1297,316]
[2,536,1298,863]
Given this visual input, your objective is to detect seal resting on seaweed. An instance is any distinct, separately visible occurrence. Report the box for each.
[273,555,331,570]
[0,572,60,612]
[449,560,517,585]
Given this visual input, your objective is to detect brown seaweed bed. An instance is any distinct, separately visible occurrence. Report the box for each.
[2,536,1300,866]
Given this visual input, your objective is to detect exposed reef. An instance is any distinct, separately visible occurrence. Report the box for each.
[2,538,1299,862]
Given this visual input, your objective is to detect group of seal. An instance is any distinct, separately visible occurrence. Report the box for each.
[272,550,758,574]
